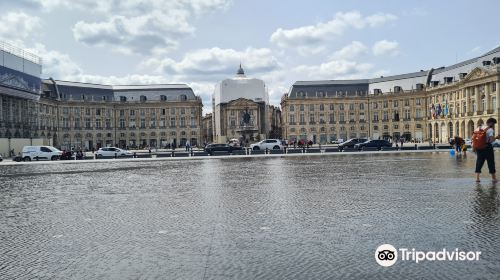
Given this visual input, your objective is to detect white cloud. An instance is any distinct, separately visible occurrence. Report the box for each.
[329,41,368,60]
[27,44,83,79]
[72,12,193,55]
[68,0,232,55]
[293,59,374,80]
[144,47,280,77]
[372,40,400,56]
[270,11,397,54]
[0,11,41,42]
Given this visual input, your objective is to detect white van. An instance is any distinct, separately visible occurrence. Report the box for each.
[22,146,63,161]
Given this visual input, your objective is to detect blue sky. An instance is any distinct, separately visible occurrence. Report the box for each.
[0,0,498,113]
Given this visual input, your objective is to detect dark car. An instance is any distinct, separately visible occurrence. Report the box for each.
[338,138,368,149]
[204,144,243,155]
[354,140,392,150]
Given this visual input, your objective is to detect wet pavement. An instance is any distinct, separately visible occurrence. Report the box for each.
[0,153,499,279]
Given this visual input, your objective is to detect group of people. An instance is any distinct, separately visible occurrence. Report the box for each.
[289,139,314,149]
[450,136,468,156]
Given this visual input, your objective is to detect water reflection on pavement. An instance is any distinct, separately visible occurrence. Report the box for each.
[0,153,499,279]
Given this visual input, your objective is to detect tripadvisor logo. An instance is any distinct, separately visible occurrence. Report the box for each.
[375,244,481,267]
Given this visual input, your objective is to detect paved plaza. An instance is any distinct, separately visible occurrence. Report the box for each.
[1,153,499,279]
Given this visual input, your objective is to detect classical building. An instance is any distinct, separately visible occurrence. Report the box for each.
[281,47,500,144]
[212,65,280,144]
[40,80,203,150]
[426,48,500,143]
[0,42,204,155]
[201,113,213,144]
[0,42,46,155]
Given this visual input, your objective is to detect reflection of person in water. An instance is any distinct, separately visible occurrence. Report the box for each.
[470,184,499,238]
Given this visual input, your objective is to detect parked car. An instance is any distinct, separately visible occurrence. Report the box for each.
[464,138,472,146]
[493,139,500,148]
[204,143,242,155]
[96,147,133,158]
[338,138,368,149]
[22,146,63,161]
[250,139,283,150]
[354,140,392,150]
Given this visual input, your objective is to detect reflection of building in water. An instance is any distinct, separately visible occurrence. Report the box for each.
[212,65,280,143]
[281,47,500,144]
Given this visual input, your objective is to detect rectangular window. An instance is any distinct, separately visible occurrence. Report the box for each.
[329,113,335,123]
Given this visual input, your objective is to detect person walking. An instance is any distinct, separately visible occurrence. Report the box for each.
[473,118,498,182]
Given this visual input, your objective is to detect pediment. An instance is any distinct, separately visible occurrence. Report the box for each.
[227,98,258,106]
[462,67,493,82]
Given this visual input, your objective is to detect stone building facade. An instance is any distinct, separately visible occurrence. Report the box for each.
[39,80,203,150]
[281,47,500,144]
[201,113,213,144]
[212,66,281,144]
[427,66,500,143]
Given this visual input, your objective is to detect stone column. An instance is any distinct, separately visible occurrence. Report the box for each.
[497,82,500,111]
[485,83,490,113]
[475,86,480,113]
[466,87,471,113]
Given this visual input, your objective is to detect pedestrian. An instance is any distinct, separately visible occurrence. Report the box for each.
[400,138,404,147]
[473,118,498,182]
[185,140,190,151]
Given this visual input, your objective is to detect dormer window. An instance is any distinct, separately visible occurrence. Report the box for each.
[160,95,167,101]
[444,77,453,84]
[180,94,187,101]
[459,73,467,79]
[120,96,127,102]
[416,83,424,91]
[394,86,402,93]
[140,95,147,102]
[432,81,439,87]
[493,57,500,64]
[483,60,492,66]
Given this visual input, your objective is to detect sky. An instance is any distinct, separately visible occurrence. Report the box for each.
[0,0,499,114]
